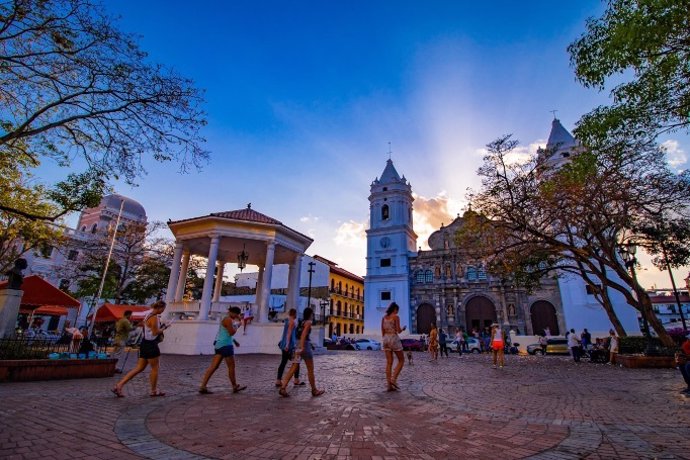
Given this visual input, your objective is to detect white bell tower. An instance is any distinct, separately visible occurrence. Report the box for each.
[363,159,417,334]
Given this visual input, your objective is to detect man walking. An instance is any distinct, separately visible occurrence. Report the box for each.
[439,328,449,358]
[568,328,581,362]
[113,310,133,373]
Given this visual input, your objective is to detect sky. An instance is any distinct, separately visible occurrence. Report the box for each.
[50,1,688,289]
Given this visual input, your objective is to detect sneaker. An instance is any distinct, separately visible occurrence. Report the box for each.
[492,364,497,369]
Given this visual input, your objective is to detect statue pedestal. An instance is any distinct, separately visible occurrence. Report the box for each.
[0,289,22,338]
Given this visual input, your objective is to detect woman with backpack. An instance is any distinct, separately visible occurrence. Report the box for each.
[275,308,304,387]
[278,307,325,397]
[112,300,168,397]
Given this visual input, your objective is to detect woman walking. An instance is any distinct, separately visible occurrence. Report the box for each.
[608,329,619,365]
[275,308,304,387]
[112,300,168,397]
[279,307,325,397]
[198,306,247,394]
[381,302,406,391]
[428,323,439,361]
[490,323,505,369]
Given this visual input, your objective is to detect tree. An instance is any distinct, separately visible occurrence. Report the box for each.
[462,134,690,348]
[0,156,64,273]
[66,221,171,305]
[0,0,207,221]
[569,0,690,141]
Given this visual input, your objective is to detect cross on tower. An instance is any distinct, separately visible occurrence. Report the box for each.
[387,141,392,160]
[550,109,558,120]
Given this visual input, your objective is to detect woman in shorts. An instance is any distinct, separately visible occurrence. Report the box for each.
[428,323,439,361]
[381,302,406,391]
[112,300,168,397]
[490,323,505,369]
[198,306,247,394]
[279,307,325,398]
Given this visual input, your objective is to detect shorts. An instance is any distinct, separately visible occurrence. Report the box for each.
[382,334,403,352]
[299,342,314,360]
[492,341,504,351]
[139,340,161,359]
[215,345,235,357]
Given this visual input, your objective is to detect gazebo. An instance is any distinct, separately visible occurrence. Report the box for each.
[160,205,313,355]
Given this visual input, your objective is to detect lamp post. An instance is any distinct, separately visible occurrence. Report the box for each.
[619,241,653,353]
[306,261,315,316]
[320,299,329,327]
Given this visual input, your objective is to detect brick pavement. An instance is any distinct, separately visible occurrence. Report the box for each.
[0,351,688,459]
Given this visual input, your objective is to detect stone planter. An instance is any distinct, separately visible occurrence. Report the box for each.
[0,358,117,382]
[615,354,676,369]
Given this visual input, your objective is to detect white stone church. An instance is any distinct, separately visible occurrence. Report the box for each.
[364,120,640,337]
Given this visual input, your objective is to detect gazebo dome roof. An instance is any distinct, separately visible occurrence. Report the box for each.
[210,207,282,225]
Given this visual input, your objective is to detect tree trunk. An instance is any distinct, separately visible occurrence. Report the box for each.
[598,287,627,337]
[637,290,674,348]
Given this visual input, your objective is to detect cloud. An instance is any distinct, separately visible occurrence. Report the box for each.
[413,192,457,249]
[474,138,546,166]
[300,215,319,223]
[334,220,367,248]
[661,140,687,169]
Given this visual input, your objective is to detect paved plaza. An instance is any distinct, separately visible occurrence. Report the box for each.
[0,351,688,460]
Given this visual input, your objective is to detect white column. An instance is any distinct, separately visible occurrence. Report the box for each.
[259,242,276,322]
[286,254,302,311]
[174,249,191,302]
[212,261,225,302]
[165,242,184,304]
[200,235,221,320]
[255,266,264,312]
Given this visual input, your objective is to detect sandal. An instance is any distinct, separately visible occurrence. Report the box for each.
[111,387,124,398]
[233,385,247,393]
[279,387,290,398]
[198,388,213,395]
[311,389,325,397]
[391,382,400,390]
[150,390,166,397]
[275,382,282,388]
[294,381,306,386]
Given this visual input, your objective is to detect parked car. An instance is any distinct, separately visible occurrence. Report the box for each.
[354,338,381,351]
[544,338,569,355]
[324,338,356,351]
[526,343,545,355]
[401,338,425,351]
[448,337,482,353]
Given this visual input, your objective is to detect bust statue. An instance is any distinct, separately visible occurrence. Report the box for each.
[5,258,28,289]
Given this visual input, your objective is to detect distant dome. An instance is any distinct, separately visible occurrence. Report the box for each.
[101,194,147,220]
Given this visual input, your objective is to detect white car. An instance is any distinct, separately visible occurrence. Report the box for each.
[448,337,482,353]
[354,338,382,351]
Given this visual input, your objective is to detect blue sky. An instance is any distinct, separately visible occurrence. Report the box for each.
[50,1,688,288]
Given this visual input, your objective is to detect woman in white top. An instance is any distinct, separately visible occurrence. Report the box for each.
[381,302,406,391]
[490,323,505,368]
[608,329,619,365]
[112,301,167,397]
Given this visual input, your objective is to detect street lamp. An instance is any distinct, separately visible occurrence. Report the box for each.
[306,261,315,316]
[619,241,654,353]
[320,299,329,327]
[237,243,249,272]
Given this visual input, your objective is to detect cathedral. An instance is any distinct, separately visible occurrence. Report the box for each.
[362,157,564,336]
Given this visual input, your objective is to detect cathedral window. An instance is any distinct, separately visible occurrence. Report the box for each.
[466,266,477,281]
[380,291,391,301]
[90,223,98,233]
[380,258,391,267]
[414,270,425,284]
[477,266,487,280]
[382,204,390,220]
[424,270,433,283]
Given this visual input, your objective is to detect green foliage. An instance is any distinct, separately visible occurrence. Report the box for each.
[0,158,64,273]
[569,0,690,139]
[0,0,207,221]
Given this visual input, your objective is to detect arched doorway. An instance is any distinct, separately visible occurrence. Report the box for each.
[416,303,435,334]
[465,296,496,333]
[530,301,559,335]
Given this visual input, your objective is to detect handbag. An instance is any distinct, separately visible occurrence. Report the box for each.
[155,332,164,343]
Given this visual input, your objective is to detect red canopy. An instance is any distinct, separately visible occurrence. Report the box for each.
[89,304,150,323]
[19,305,69,316]
[0,275,80,308]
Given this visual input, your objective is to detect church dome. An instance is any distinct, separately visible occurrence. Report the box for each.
[100,194,147,221]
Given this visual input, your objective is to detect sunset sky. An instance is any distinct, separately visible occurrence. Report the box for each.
[48,1,688,289]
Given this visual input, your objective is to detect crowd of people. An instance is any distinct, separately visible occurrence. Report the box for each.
[106,300,690,399]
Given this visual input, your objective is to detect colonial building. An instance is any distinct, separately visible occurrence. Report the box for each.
[409,213,564,336]
[314,255,364,337]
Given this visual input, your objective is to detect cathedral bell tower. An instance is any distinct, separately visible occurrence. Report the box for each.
[363,159,417,334]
